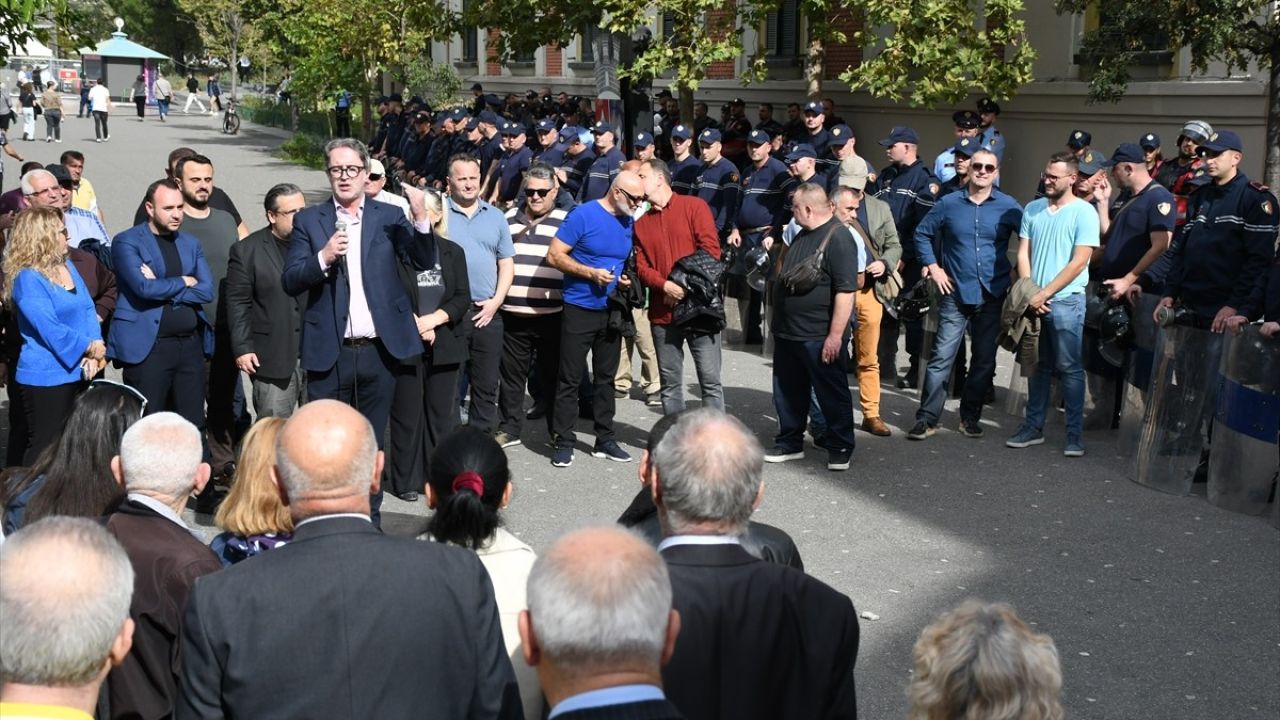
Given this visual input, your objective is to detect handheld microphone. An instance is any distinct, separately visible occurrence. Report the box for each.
[334,220,347,270]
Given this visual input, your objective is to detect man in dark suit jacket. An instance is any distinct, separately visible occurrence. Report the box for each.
[177,400,521,720]
[226,183,306,417]
[107,179,215,433]
[520,526,684,720]
[105,412,222,720]
[651,408,861,720]
[281,139,437,521]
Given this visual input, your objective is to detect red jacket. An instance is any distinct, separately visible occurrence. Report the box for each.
[634,193,721,325]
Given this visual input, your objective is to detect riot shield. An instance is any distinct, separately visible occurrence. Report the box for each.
[1130,323,1223,495]
[1116,293,1161,458]
[1083,283,1125,429]
[1207,327,1280,515]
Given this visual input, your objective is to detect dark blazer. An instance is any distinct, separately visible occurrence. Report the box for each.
[225,227,303,379]
[176,516,521,720]
[660,543,860,720]
[107,224,215,365]
[105,499,222,720]
[399,236,471,366]
[281,198,434,373]
[556,699,685,720]
[68,246,118,329]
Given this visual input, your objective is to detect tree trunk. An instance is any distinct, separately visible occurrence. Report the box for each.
[805,37,824,99]
[1265,46,1279,191]
[678,84,695,128]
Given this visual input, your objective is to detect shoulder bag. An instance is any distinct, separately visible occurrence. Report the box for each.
[847,216,902,305]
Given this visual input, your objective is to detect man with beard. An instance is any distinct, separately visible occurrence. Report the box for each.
[1153,119,1213,228]
[933,110,982,184]
[175,154,242,505]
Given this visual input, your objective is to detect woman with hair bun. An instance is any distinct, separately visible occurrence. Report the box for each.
[422,426,540,717]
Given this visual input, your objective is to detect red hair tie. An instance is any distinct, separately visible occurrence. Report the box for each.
[451,471,484,496]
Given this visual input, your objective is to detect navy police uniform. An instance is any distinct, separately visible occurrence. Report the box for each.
[694,129,743,238]
[668,124,701,195]
[578,121,626,202]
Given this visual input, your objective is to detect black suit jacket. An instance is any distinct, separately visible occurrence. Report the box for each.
[397,236,472,367]
[660,543,859,720]
[225,227,303,379]
[105,499,222,720]
[176,516,521,720]
[556,699,685,720]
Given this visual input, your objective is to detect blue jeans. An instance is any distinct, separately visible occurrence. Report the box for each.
[772,338,855,453]
[917,293,1003,426]
[1024,293,1086,440]
[157,98,170,117]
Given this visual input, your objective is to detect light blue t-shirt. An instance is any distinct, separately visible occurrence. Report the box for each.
[446,199,515,302]
[556,200,633,311]
[1019,197,1100,299]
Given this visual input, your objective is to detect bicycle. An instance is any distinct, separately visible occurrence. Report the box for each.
[221,96,240,135]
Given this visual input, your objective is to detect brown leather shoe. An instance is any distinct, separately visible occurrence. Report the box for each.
[861,417,892,437]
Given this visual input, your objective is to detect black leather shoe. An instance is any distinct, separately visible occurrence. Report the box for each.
[395,491,420,502]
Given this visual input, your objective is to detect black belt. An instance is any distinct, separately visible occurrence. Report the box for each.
[739,226,771,234]
[342,337,377,347]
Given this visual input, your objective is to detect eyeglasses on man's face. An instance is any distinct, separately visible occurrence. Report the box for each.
[971,163,998,175]
[616,187,646,206]
[526,187,554,198]
[327,165,365,180]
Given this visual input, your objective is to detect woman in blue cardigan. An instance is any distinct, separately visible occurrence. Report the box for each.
[2,206,105,463]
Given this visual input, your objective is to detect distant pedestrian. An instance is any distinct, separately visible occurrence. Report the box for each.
[207,74,222,113]
[131,74,146,119]
[39,81,63,143]
[183,73,207,114]
[78,78,90,117]
[88,77,111,142]
[152,71,173,122]
[19,82,36,140]
[0,81,14,130]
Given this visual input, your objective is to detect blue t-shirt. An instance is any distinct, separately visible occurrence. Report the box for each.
[557,200,633,311]
[1020,197,1100,299]
[1098,182,1176,284]
[446,200,516,302]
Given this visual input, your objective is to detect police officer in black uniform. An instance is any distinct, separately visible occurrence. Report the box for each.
[556,126,594,200]
[800,100,832,173]
[938,137,978,196]
[694,128,742,241]
[533,117,565,166]
[728,128,798,343]
[668,124,701,195]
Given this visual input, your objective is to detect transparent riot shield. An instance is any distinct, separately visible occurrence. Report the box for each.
[1116,293,1161,458]
[1131,323,1224,495]
[1207,327,1280,515]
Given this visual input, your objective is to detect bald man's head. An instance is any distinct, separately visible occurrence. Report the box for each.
[274,400,380,512]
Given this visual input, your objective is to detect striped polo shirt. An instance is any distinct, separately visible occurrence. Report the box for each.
[502,206,567,315]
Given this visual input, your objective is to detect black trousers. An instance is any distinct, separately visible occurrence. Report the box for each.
[460,312,504,433]
[5,365,27,467]
[497,311,561,439]
[307,339,398,525]
[21,381,86,465]
[205,326,239,474]
[335,108,351,138]
[552,304,621,449]
[123,335,207,430]
[384,352,460,497]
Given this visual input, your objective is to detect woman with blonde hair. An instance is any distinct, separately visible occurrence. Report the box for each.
[209,416,293,565]
[3,206,104,463]
[909,600,1064,720]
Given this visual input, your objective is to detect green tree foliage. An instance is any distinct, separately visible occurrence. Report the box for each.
[1055,0,1278,187]
[111,0,203,67]
[843,0,1035,107]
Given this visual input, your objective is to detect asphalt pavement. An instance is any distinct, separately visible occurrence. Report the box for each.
[2,109,1276,720]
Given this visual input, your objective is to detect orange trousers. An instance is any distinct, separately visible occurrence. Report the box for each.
[853,287,884,419]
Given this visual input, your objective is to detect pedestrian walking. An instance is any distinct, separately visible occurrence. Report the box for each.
[130,75,146,120]
[152,72,173,122]
[183,74,207,114]
[207,74,222,113]
[19,82,37,140]
[38,82,63,143]
[88,78,111,142]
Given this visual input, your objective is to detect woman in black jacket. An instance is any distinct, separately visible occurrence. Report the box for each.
[385,190,472,501]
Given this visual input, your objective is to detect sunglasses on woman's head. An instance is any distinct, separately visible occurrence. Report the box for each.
[88,378,148,416]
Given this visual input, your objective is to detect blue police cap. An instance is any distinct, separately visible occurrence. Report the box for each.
[535,118,558,132]
[559,125,580,142]
[952,110,980,129]
[1139,132,1160,149]
[499,121,525,136]
[953,137,979,157]
[1066,130,1091,149]
[670,124,692,141]
[747,128,772,145]
[477,110,500,125]
[699,128,722,144]
[1101,143,1146,167]
[634,131,653,148]
[802,101,823,115]
[1077,149,1104,176]
[784,144,817,162]
[592,120,615,135]
[388,93,403,103]
[1198,130,1243,154]
[828,124,853,145]
[465,117,480,132]
[448,107,468,122]
[977,97,1000,114]
[878,126,919,147]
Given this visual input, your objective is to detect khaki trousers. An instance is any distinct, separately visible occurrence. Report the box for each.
[616,307,661,395]
[853,287,884,418]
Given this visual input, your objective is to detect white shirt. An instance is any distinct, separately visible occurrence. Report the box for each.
[657,534,742,551]
[321,199,377,339]
[126,492,203,540]
[373,189,412,222]
[88,84,110,113]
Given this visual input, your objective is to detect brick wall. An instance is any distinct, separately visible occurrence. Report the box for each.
[486,29,503,75]
[706,0,737,80]
[823,10,864,80]
[545,42,562,77]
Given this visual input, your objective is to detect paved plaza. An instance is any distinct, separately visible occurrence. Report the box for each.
[2,108,1277,719]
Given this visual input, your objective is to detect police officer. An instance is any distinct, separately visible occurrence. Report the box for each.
[825,124,863,195]
[756,103,784,139]
[579,120,626,202]
[653,89,676,160]
[1154,119,1213,228]
[975,97,1005,162]
[938,137,979,196]
[721,98,753,168]
[1066,130,1092,158]
[1139,132,1163,176]
[874,125,938,388]
[933,110,981,183]
[728,128,797,343]
[694,128,742,241]
[489,121,533,207]
[1157,130,1279,332]
[476,109,504,189]
[632,131,656,162]
[533,117,565,166]
[668,124,701,195]
[556,126,594,200]
[800,101,832,172]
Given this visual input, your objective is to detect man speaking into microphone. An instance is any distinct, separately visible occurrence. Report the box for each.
[282,138,440,521]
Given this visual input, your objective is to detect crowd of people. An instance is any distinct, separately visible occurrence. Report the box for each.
[0,81,1276,719]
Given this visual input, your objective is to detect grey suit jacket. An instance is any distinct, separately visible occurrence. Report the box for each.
[177,516,522,720]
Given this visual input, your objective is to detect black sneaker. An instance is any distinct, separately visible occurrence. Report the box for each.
[551,446,574,467]
[827,450,852,471]
[493,431,522,449]
[906,421,936,441]
[592,440,633,463]
[764,447,804,463]
[959,419,984,438]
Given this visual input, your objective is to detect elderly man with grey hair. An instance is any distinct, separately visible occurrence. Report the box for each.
[104,412,222,720]
[1,517,136,719]
[177,399,519,720]
[650,407,861,720]
[519,526,685,719]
